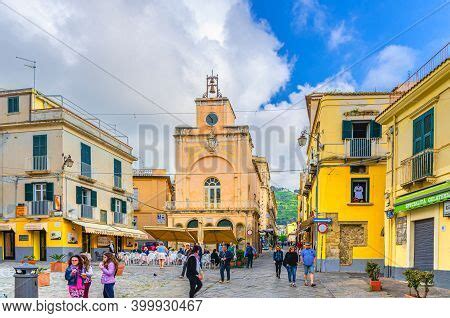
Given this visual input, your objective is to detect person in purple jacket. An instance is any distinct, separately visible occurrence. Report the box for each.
[99,252,118,298]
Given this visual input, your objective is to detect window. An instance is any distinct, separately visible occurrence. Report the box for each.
[133,188,139,210]
[352,122,369,138]
[25,183,53,202]
[34,183,47,201]
[81,188,91,206]
[75,186,97,207]
[187,219,198,228]
[351,178,369,203]
[350,165,367,174]
[100,210,108,224]
[33,135,47,170]
[114,159,122,188]
[157,214,166,224]
[217,219,233,229]
[115,199,121,213]
[111,198,126,213]
[204,177,220,207]
[342,120,382,139]
[413,108,434,154]
[80,143,91,177]
[7,96,19,113]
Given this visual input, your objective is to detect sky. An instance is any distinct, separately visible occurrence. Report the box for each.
[0,0,449,190]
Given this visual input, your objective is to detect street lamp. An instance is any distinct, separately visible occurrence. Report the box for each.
[62,154,74,169]
[297,132,308,147]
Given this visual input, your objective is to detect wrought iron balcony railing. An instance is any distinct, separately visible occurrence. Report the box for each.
[344,138,380,158]
[80,204,93,219]
[27,200,51,216]
[165,200,259,211]
[400,149,436,186]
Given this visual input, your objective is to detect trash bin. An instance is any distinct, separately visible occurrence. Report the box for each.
[13,263,38,298]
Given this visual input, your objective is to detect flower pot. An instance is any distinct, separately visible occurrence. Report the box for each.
[50,261,68,272]
[370,280,382,291]
[236,261,242,267]
[230,261,236,267]
[21,260,37,265]
[38,272,50,287]
[116,263,125,276]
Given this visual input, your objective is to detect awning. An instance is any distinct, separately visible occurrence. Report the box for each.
[0,223,15,231]
[72,221,120,236]
[299,217,314,231]
[202,227,237,244]
[24,222,47,231]
[394,181,450,213]
[113,227,148,240]
[143,226,198,243]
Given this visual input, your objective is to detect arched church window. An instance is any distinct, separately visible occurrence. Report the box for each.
[204,177,221,208]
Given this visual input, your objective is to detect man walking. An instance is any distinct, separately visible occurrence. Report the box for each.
[300,242,316,287]
[186,245,202,298]
[244,242,254,268]
[273,245,283,278]
[219,245,233,283]
[179,243,192,278]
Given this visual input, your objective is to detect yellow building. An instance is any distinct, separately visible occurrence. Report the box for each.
[0,89,146,262]
[160,74,274,250]
[132,168,174,244]
[299,92,390,272]
[286,221,297,243]
[376,44,450,288]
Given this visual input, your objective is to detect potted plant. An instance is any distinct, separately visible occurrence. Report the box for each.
[365,262,381,291]
[404,269,434,298]
[21,255,37,265]
[116,254,125,276]
[236,250,245,267]
[49,254,67,272]
[36,267,50,287]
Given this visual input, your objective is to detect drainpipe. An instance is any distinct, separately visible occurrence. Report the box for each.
[388,115,397,277]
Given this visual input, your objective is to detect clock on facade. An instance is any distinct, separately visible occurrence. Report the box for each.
[205,113,218,126]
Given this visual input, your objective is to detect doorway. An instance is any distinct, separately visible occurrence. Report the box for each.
[82,232,91,253]
[414,218,434,270]
[39,230,47,261]
[116,236,123,253]
[3,231,15,260]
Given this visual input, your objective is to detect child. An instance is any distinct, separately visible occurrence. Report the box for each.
[80,254,93,298]
[65,255,85,298]
[100,252,118,298]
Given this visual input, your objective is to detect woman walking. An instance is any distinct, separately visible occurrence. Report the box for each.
[283,246,299,287]
[80,254,93,298]
[273,245,284,278]
[100,252,118,298]
[186,245,203,298]
[65,255,85,298]
[156,242,168,269]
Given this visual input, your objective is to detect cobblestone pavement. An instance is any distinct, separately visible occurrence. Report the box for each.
[1,251,449,298]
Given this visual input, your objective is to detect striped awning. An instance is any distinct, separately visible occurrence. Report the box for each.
[72,221,120,236]
[24,222,48,231]
[0,223,14,231]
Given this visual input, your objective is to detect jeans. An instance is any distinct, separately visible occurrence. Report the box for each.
[286,265,297,283]
[220,264,231,281]
[188,275,202,298]
[275,261,283,277]
[103,283,115,298]
[83,282,91,298]
[246,255,253,268]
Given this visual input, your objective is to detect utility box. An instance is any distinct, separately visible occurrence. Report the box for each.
[13,263,38,298]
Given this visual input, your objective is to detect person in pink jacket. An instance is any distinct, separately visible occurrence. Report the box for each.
[99,252,118,298]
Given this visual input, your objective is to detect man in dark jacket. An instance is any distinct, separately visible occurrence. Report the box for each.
[180,243,192,278]
[219,245,233,283]
[273,245,284,278]
[186,245,202,298]
[244,243,254,269]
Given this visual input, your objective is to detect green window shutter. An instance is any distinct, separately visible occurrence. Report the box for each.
[413,116,424,154]
[91,191,97,207]
[111,198,116,212]
[46,183,54,201]
[76,186,83,204]
[114,159,122,175]
[33,135,47,156]
[121,200,127,214]
[8,96,19,113]
[370,120,382,138]
[25,183,33,201]
[342,120,352,139]
[81,143,91,164]
[422,109,434,150]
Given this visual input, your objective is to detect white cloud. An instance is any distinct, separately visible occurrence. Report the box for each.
[328,22,353,50]
[362,45,417,90]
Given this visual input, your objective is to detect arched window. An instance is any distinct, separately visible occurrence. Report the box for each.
[204,177,221,208]
[187,219,198,228]
[217,219,233,229]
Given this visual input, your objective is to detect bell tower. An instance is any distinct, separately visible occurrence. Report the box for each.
[195,71,236,132]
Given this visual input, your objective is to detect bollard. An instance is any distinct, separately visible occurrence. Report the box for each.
[13,263,38,298]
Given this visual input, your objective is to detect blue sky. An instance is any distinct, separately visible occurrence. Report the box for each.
[250,0,450,105]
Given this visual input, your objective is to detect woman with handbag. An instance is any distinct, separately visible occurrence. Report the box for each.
[186,245,203,298]
[283,246,299,287]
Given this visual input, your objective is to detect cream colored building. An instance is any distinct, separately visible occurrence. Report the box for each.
[0,89,146,262]
[164,75,275,250]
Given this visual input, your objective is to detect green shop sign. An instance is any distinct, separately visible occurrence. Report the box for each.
[394,181,450,213]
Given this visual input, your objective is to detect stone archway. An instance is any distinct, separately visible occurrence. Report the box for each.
[187,219,199,228]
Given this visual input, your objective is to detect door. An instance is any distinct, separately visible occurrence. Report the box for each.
[39,230,47,261]
[412,109,434,180]
[3,231,15,260]
[351,122,371,157]
[414,218,434,270]
[82,232,91,253]
[116,236,123,253]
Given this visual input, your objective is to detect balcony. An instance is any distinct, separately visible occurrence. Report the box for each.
[400,149,436,187]
[344,138,380,158]
[114,212,126,224]
[164,200,259,211]
[26,201,51,216]
[26,156,49,175]
[80,205,93,219]
[113,175,122,189]
[81,162,92,178]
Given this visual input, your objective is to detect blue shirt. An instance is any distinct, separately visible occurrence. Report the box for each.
[301,249,316,266]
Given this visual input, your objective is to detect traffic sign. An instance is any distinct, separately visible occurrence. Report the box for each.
[313,218,332,223]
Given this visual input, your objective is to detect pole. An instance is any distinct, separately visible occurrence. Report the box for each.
[16,56,36,89]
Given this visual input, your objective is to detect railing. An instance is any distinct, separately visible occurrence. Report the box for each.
[114,175,122,188]
[32,155,48,171]
[344,138,379,158]
[114,212,126,224]
[390,42,449,104]
[165,200,260,211]
[27,200,51,216]
[80,162,92,178]
[400,149,436,186]
[80,204,93,219]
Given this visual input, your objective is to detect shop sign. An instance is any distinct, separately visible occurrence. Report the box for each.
[395,190,450,213]
[50,231,62,240]
[444,201,450,217]
[53,195,61,211]
[19,235,29,241]
[98,236,109,247]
